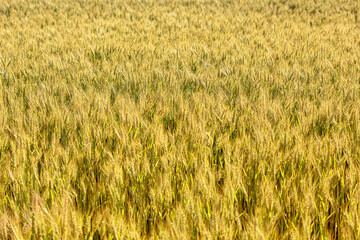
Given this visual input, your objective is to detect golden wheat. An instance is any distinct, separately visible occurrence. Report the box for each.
[0,0,360,239]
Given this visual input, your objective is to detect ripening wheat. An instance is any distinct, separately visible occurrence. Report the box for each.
[0,0,360,239]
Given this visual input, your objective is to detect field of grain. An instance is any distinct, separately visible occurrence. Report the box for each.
[0,0,360,239]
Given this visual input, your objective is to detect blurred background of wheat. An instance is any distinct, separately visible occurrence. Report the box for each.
[0,0,359,239]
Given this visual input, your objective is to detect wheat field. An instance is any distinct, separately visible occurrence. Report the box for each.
[0,0,360,239]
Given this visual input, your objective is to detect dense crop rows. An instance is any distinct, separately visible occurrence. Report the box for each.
[0,0,360,239]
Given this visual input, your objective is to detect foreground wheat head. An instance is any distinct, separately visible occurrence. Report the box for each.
[0,0,360,239]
